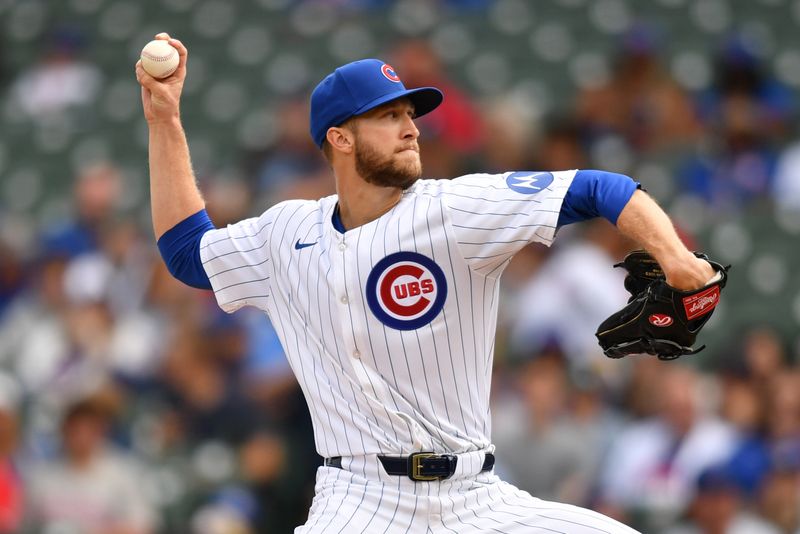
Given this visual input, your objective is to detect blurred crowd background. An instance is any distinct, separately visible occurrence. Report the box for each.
[1,0,800,532]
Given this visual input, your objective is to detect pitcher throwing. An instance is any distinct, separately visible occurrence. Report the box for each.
[137,33,717,533]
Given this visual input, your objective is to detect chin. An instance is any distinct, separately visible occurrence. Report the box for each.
[396,153,421,171]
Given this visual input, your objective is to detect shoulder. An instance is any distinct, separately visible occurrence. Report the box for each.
[407,173,509,198]
[259,196,334,223]
[410,171,576,200]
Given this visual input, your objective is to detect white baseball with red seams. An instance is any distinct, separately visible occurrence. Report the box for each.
[140,40,179,79]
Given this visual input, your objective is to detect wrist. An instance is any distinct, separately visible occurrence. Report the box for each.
[147,115,182,128]
[658,249,696,278]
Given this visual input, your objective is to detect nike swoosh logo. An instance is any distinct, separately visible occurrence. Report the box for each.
[294,239,318,250]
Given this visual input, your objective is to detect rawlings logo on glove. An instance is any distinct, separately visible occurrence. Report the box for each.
[683,287,720,319]
[595,250,730,360]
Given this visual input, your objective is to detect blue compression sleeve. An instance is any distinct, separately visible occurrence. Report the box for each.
[557,169,639,227]
[157,209,216,290]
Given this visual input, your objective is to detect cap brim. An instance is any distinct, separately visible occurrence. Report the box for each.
[352,86,443,120]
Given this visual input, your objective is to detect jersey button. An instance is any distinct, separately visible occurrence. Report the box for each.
[352,350,361,358]
[338,243,346,251]
[340,296,348,304]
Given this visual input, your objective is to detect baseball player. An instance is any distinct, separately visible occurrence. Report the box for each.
[136,34,715,533]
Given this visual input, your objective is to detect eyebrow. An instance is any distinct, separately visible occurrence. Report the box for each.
[379,100,415,115]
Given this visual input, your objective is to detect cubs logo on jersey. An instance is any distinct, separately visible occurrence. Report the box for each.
[366,251,447,330]
[506,171,554,194]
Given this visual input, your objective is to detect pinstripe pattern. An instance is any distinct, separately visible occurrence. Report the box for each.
[296,467,639,533]
[198,170,638,532]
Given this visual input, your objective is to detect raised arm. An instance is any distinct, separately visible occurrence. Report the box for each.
[134,33,205,239]
[616,189,715,289]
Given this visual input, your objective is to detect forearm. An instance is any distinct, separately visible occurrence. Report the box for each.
[616,189,713,289]
[616,190,690,263]
[148,117,205,239]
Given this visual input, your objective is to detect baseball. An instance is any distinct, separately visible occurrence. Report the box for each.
[140,40,179,79]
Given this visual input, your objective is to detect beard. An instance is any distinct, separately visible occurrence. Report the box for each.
[354,136,422,190]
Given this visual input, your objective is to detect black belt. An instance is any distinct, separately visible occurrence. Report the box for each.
[324,452,495,481]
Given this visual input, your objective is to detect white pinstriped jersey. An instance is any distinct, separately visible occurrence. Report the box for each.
[199,170,576,458]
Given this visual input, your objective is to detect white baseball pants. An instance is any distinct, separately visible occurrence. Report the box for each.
[295,454,640,533]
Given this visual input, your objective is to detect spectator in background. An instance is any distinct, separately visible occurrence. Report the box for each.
[0,238,25,321]
[677,98,779,211]
[534,116,589,171]
[718,376,771,499]
[576,23,699,153]
[9,25,102,123]
[13,253,117,405]
[762,371,800,461]
[679,35,793,211]
[156,323,261,446]
[758,440,800,534]
[41,162,124,258]
[598,364,739,531]
[390,39,484,177]
[0,375,23,534]
[26,395,157,534]
[771,137,800,210]
[738,327,788,389]
[480,96,540,173]
[0,251,69,384]
[190,485,257,534]
[697,34,794,144]
[493,350,622,505]
[242,98,332,204]
[663,465,781,534]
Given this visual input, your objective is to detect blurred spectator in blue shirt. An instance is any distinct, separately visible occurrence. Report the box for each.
[697,35,794,143]
[663,464,780,534]
[679,35,793,211]
[41,162,124,259]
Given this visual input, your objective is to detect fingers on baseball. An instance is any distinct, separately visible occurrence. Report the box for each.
[170,40,189,73]
[153,34,188,73]
[169,39,187,57]
[135,62,159,89]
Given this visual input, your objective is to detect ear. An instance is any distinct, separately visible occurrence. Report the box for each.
[326,127,354,155]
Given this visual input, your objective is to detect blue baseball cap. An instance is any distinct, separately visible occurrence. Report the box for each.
[309,59,443,148]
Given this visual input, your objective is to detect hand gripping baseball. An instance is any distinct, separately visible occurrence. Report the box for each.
[595,250,730,360]
[135,33,188,124]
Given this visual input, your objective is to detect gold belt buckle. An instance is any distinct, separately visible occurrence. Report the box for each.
[409,452,441,481]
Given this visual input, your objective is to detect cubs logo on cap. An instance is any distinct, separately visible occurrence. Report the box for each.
[309,59,444,148]
[366,252,447,330]
[381,64,401,82]
[506,171,554,195]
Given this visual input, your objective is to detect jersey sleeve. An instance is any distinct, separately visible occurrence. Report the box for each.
[441,170,576,274]
[199,210,274,314]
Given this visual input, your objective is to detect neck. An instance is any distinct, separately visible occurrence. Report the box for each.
[335,171,404,231]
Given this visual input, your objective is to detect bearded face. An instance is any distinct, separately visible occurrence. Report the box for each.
[353,130,422,190]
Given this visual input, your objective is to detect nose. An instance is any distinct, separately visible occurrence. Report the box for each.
[402,114,419,140]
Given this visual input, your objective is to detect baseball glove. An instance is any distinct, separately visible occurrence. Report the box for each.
[595,250,729,360]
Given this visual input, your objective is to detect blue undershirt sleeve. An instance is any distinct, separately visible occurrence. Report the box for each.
[156,209,216,290]
[557,169,640,227]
